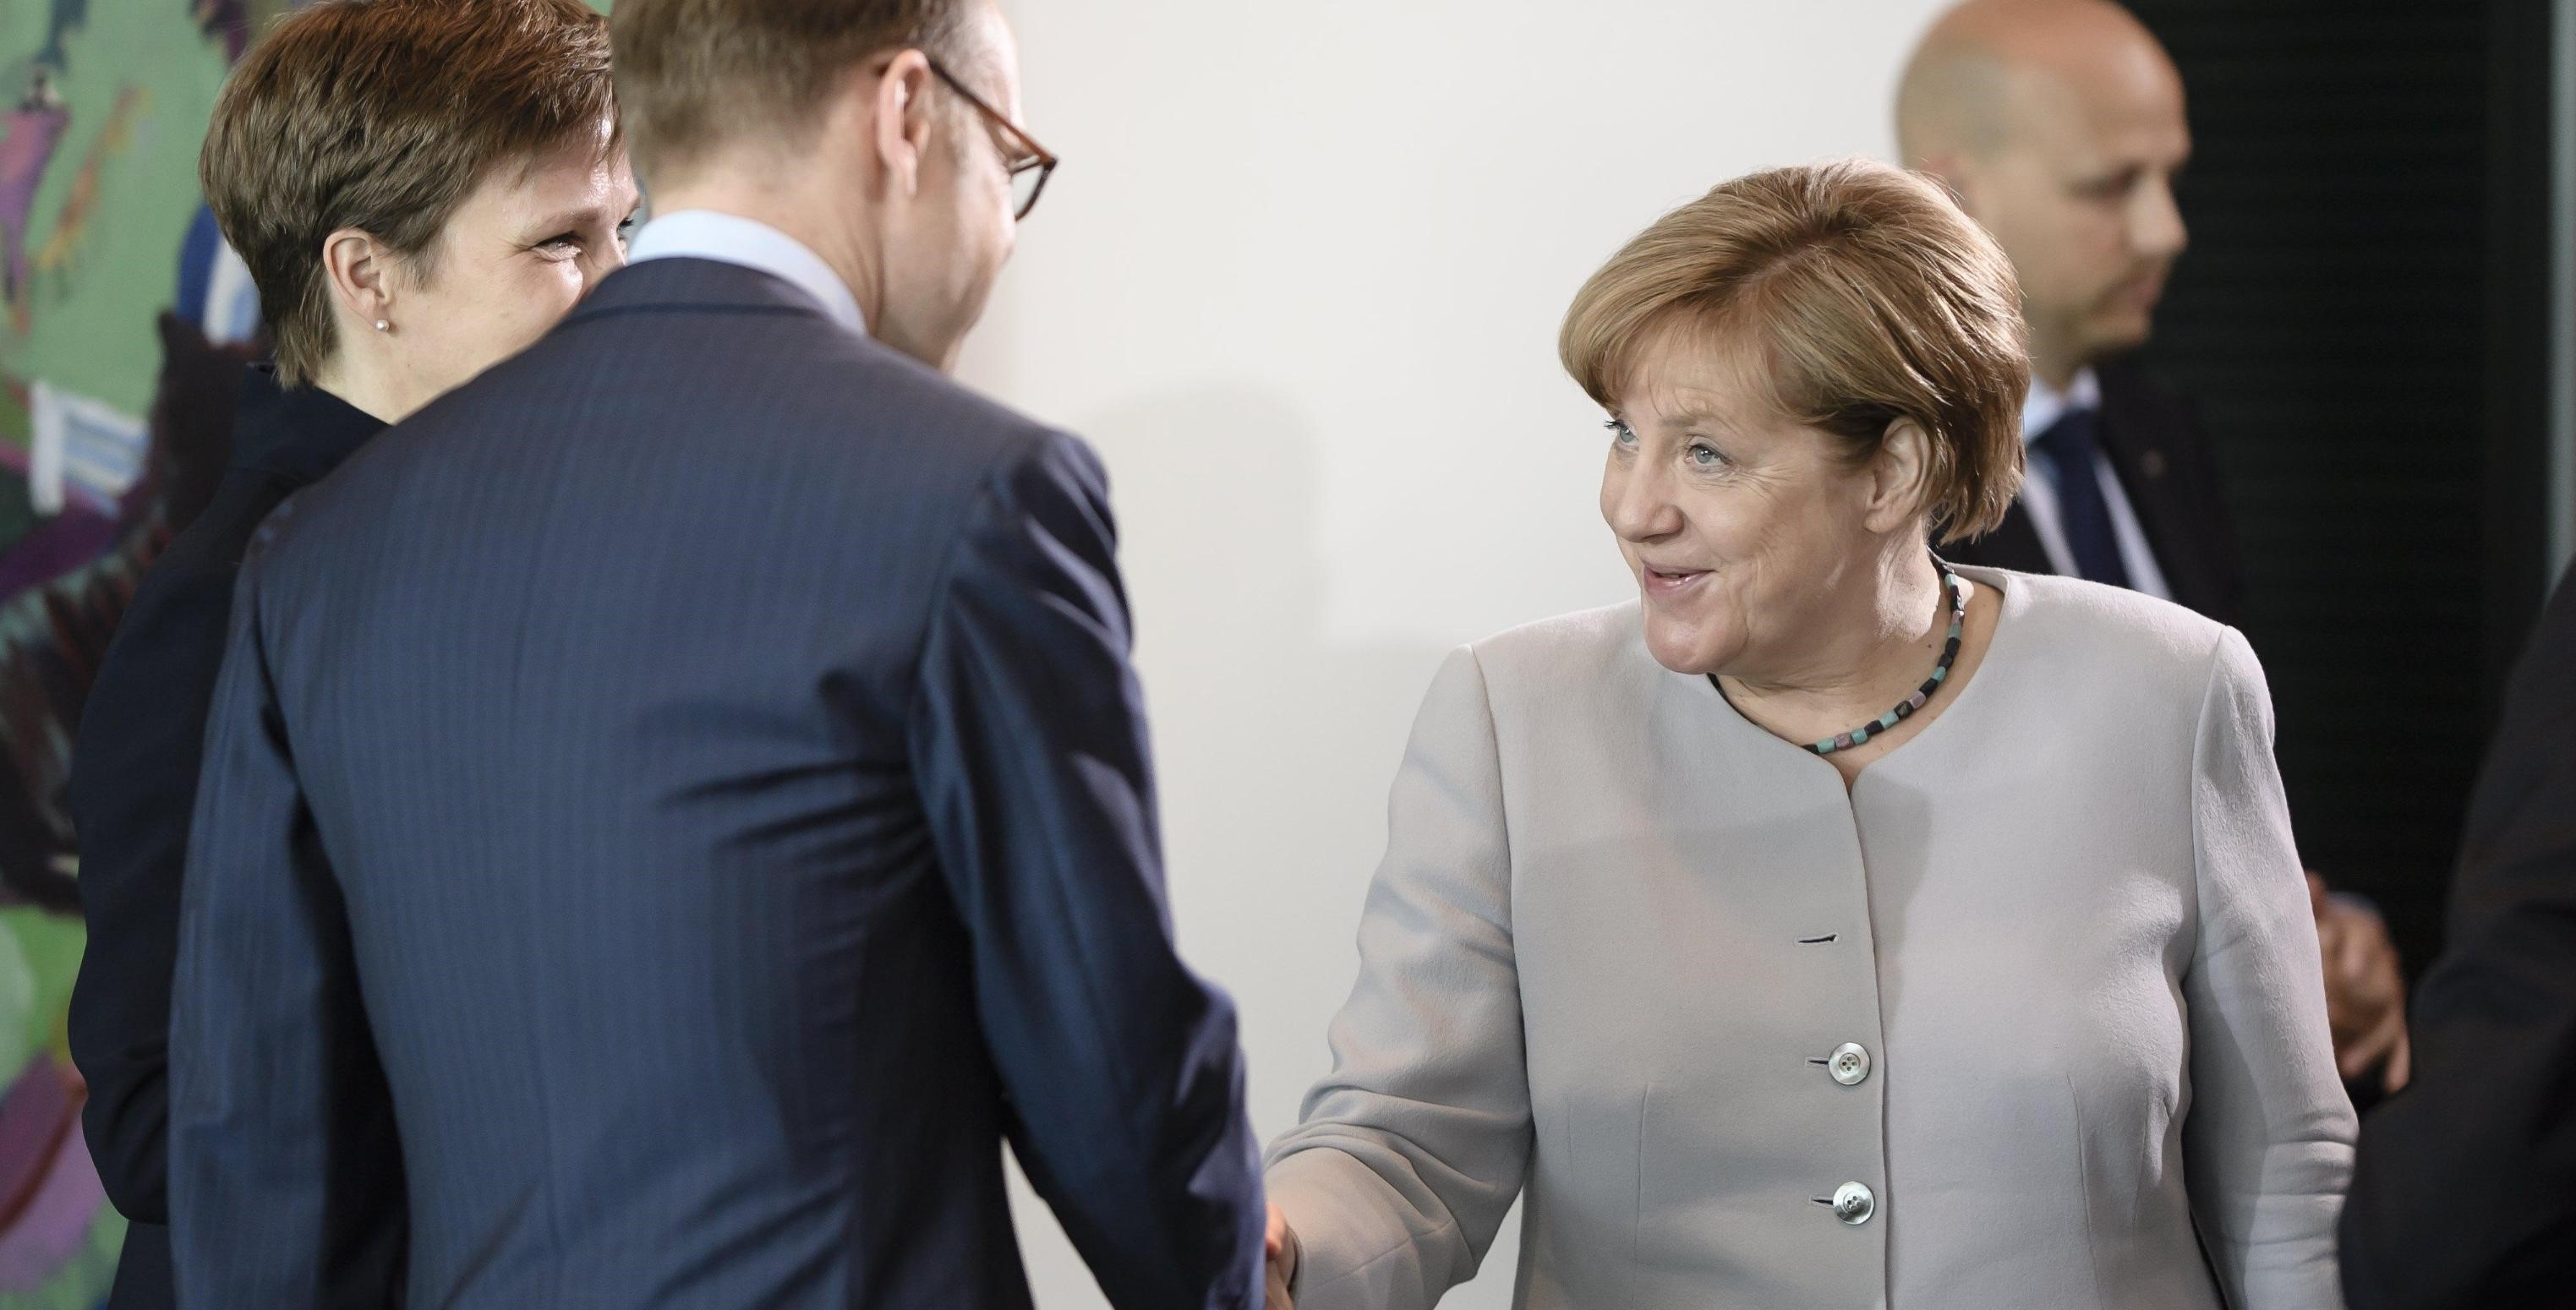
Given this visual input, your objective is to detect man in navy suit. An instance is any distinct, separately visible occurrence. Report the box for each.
[162,2,1268,1306]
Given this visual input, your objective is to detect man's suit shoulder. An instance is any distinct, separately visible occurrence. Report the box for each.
[747,335,1106,522]
[552,295,1062,460]
[665,324,1106,524]
[281,312,1091,551]
[755,325,1065,461]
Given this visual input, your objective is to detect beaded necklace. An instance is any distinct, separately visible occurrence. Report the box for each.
[1710,556,1969,757]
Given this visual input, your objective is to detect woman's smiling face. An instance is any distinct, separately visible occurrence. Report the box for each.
[1599,326,1890,680]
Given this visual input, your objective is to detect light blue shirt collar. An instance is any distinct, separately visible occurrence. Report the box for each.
[627,210,867,336]
[2020,366,2102,445]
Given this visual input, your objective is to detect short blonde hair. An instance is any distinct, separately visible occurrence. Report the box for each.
[1561,159,2029,543]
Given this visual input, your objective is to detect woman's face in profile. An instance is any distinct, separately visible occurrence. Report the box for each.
[1598,330,1884,680]
[381,124,639,406]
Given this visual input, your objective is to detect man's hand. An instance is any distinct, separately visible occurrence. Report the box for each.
[1264,1203,1298,1309]
[2310,873,2411,1092]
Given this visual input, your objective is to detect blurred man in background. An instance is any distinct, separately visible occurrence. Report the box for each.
[1896,0,2411,1102]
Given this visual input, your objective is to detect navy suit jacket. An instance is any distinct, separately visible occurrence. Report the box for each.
[2340,563,2576,1307]
[164,259,1266,1308]
[68,368,389,1310]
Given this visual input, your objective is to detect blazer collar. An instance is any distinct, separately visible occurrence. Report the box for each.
[624,210,866,335]
[562,256,848,330]
[229,363,387,489]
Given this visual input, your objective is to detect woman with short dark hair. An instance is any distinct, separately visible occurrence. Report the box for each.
[195,0,634,412]
[1262,158,2353,1310]
[68,3,632,1305]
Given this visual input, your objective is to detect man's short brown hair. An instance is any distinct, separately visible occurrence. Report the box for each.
[610,0,979,186]
[1561,158,2030,543]
[200,0,615,387]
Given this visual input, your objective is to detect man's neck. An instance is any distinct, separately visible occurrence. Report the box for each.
[2026,319,2094,395]
[647,180,880,336]
[2030,348,2084,396]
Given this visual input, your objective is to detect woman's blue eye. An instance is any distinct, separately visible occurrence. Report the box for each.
[1605,419,1638,446]
[1687,442,1726,468]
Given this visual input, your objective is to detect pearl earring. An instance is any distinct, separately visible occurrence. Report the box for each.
[374,319,390,332]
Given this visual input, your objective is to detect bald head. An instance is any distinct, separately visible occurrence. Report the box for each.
[1893,0,2190,387]
[1896,0,2180,166]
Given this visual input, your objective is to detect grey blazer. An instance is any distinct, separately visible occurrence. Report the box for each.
[1266,568,2354,1310]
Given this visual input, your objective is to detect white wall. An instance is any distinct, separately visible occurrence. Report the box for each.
[960,3,1954,1304]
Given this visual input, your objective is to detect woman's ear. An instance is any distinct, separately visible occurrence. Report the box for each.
[320,227,393,333]
[1867,418,1935,534]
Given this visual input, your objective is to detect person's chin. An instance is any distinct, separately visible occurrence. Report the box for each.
[2090,306,2158,355]
[1638,602,1727,677]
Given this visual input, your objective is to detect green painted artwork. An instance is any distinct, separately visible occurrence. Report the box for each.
[0,3,288,1304]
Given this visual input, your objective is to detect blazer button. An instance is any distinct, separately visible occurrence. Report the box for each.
[1828,1042,1872,1086]
[1833,1182,1876,1225]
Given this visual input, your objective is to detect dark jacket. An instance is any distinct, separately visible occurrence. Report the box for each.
[161,258,1267,1309]
[2339,563,2576,1308]
[1944,358,2248,629]
[67,366,387,1310]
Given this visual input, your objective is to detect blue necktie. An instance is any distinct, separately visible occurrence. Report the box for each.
[2034,407,2130,588]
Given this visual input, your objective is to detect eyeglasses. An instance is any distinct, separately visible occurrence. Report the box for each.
[927,59,1058,221]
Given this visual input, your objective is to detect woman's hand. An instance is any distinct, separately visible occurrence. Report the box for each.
[1264,1203,1299,1308]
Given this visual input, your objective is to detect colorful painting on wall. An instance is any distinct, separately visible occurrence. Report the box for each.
[0,3,288,1304]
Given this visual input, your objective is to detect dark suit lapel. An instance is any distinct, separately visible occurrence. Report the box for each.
[2092,374,2201,602]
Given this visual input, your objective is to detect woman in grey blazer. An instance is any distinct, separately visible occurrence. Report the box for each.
[1261,161,2354,1310]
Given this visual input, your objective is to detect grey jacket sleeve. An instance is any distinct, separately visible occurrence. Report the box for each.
[1264,647,1532,1310]
[2180,627,2357,1308]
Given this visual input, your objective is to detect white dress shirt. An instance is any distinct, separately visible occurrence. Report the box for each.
[2018,367,2172,601]
[626,210,867,336]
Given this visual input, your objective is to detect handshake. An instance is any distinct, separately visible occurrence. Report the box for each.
[1264,1204,1299,1308]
